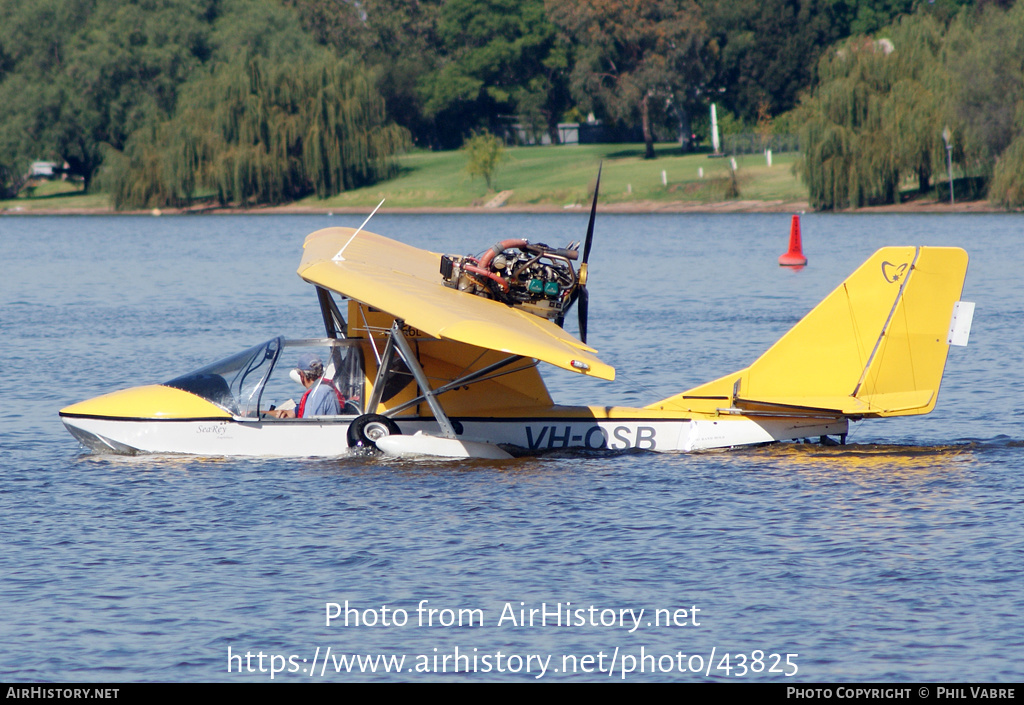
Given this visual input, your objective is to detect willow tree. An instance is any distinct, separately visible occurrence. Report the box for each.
[990,133,1024,209]
[102,117,208,209]
[106,56,409,208]
[882,14,951,195]
[945,1,1024,201]
[797,13,953,210]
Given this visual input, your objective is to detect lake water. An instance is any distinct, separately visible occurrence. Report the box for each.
[1,212,1021,682]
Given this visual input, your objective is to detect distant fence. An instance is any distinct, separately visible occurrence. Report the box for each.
[507,122,627,146]
[501,122,801,153]
[722,133,799,155]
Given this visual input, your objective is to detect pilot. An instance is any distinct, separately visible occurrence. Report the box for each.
[269,353,343,418]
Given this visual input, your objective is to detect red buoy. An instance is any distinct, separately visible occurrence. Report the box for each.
[779,214,807,267]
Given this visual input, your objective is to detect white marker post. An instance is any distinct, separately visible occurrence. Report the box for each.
[711,104,721,155]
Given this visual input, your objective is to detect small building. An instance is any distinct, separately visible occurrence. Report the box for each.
[509,121,609,146]
[29,161,58,178]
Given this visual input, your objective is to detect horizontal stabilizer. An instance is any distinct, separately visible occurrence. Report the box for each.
[733,390,934,416]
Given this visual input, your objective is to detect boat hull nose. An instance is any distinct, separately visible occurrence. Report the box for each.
[61,419,142,454]
[59,385,232,420]
[59,385,233,454]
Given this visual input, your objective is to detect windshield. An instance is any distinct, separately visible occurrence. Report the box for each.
[164,338,364,418]
[165,337,283,416]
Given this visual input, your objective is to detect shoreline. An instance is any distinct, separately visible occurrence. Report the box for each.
[0,197,1007,216]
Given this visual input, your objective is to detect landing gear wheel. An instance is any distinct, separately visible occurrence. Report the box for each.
[347,414,402,450]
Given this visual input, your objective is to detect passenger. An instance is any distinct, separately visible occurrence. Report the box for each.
[269,353,343,418]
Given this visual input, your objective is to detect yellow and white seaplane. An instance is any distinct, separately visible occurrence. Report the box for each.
[60,177,974,460]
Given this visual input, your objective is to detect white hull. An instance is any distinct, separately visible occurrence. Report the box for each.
[61,413,849,457]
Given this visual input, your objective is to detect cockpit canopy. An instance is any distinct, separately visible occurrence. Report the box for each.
[164,337,364,417]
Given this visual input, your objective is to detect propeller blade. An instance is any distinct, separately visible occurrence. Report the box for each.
[577,286,589,344]
[582,162,602,265]
[562,163,601,342]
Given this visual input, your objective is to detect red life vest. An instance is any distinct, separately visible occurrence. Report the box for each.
[297,378,346,418]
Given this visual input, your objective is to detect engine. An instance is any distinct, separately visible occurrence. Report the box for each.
[439,239,581,322]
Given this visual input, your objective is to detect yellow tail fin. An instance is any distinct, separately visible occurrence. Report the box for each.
[649,247,969,418]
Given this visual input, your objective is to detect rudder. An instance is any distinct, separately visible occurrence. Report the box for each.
[649,247,969,417]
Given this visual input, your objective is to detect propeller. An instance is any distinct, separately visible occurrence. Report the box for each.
[577,285,590,344]
[576,162,601,344]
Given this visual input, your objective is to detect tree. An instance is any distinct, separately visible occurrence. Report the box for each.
[702,0,854,122]
[990,132,1024,208]
[0,0,212,192]
[945,1,1024,178]
[884,17,952,193]
[0,0,94,194]
[0,78,35,198]
[416,0,570,147]
[700,0,977,124]
[462,129,507,190]
[104,56,409,208]
[547,0,709,159]
[288,0,447,147]
[947,1,1024,208]
[796,13,954,209]
[848,0,917,34]
[0,0,326,195]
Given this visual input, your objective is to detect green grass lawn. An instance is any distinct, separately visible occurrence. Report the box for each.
[301,143,808,209]
[0,179,110,211]
[2,144,808,212]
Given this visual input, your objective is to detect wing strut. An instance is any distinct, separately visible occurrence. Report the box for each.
[360,322,521,459]
[366,328,399,414]
[379,321,458,438]
[315,286,347,339]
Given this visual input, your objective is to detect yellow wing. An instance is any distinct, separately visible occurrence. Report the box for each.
[297,227,615,381]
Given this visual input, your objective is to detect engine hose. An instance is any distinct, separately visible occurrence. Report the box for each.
[477,239,529,269]
[463,264,510,292]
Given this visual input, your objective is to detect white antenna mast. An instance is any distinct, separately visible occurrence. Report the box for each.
[333,198,386,262]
